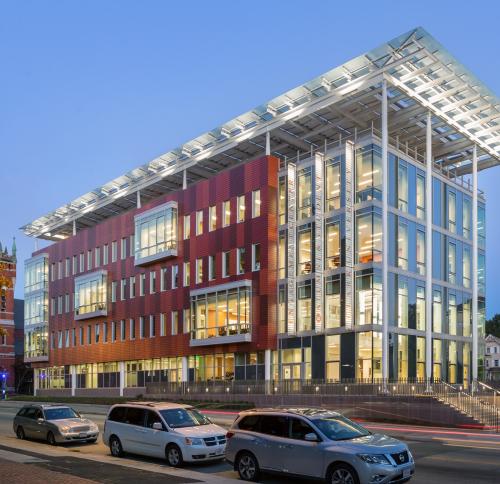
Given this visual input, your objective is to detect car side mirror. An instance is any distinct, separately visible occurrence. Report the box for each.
[37,418,44,424]
[304,432,319,442]
[152,422,163,430]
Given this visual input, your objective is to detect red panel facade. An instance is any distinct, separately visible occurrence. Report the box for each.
[33,155,279,369]
[0,253,16,388]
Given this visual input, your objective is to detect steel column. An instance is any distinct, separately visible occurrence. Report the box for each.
[425,111,433,388]
[472,145,478,384]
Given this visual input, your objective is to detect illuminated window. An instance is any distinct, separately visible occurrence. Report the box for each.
[433,339,442,380]
[398,334,408,379]
[416,229,425,275]
[297,280,312,332]
[223,200,231,227]
[463,246,471,288]
[278,232,286,279]
[448,242,456,284]
[278,178,287,225]
[356,209,382,264]
[356,331,382,381]
[297,167,313,219]
[398,161,408,212]
[355,144,382,202]
[196,258,203,284]
[237,195,245,223]
[196,210,203,236]
[297,225,313,275]
[416,286,425,331]
[397,221,408,270]
[209,205,217,231]
[208,255,215,281]
[433,290,442,333]
[325,221,340,270]
[184,214,191,239]
[325,276,341,329]
[252,244,260,272]
[416,173,425,220]
[74,271,107,320]
[237,248,245,275]
[252,190,261,218]
[326,335,340,381]
[463,198,471,238]
[183,261,190,287]
[448,191,456,233]
[397,278,408,328]
[325,158,341,211]
[448,294,457,336]
[355,271,382,326]
[417,337,426,380]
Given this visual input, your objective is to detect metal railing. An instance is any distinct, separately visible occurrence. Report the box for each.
[433,381,500,431]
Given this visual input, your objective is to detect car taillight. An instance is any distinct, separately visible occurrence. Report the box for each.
[226,431,235,439]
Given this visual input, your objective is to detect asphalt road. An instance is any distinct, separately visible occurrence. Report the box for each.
[0,401,499,483]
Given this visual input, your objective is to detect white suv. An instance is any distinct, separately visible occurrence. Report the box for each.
[103,402,227,466]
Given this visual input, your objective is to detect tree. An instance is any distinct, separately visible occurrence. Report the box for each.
[485,314,500,338]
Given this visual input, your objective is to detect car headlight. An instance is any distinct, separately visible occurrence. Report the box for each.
[185,437,204,446]
[358,454,391,465]
[59,425,71,433]
[90,425,99,432]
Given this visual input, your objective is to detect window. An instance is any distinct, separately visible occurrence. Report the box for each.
[184,215,191,239]
[160,267,167,291]
[57,295,62,314]
[416,173,425,220]
[191,284,250,340]
[130,318,136,340]
[298,224,312,275]
[208,255,215,281]
[397,161,408,211]
[448,294,457,336]
[356,331,382,380]
[65,293,70,313]
[209,205,217,231]
[139,273,145,296]
[58,260,63,279]
[222,251,230,278]
[259,415,289,437]
[130,276,136,298]
[79,253,84,273]
[79,327,84,345]
[111,241,117,263]
[416,286,425,331]
[183,261,190,286]
[111,281,117,303]
[325,221,340,270]
[130,235,135,257]
[356,209,382,264]
[278,177,287,225]
[72,328,76,346]
[103,322,108,343]
[356,144,382,202]
[252,190,261,218]
[183,308,190,333]
[433,290,442,333]
[172,311,178,335]
[398,334,408,379]
[72,255,77,275]
[417,336,426,379]
[397,279,408,328]
[51,263,55,282]
[94,247,100,268]
[172,265,179,289]
[448,242,456,284]
[252,244,261,272]
[95,324,100,344]
[150,271,156,294]
[196,210,203,235]
[326,334,340,381]
[50,297,55,316]
[223,200,231,227]
[87,325,92,345]
[463,246,471,288]
[433,339,442,380]
[463,198,471,239]
[87,251,92,271]
[134,202,178,264]
[290,418,317,440]
[121,320,125,340]
[65,257,70,277]
[139,317,145,339]
[237,195,245,223]
[196,258,203,284]
[448,191,456,233]
[237,248,245,275]
[103,244,109,265]
[74,271,107,318]
[325,158,341,211]
[297,280,312,332]
[121,238,127,260]
[325,276,341,329]
[397,221,409,270]
[416,229,425,275]
[278,232,287,279]
[57,330,63,348]
[297,167,312,219]
[111,321,117,342]
[149,315,155,337]
[278,286,287,333]
[355,271,382,326]
[120,278,126,301]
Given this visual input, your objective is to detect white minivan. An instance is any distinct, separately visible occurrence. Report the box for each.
[103,402,227,466]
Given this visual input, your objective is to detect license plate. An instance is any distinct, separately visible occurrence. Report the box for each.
[79,433,87,438]
[403,468,411,479]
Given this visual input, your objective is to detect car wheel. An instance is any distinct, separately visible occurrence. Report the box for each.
[16,426,25,440]
[46,431,57,446]
[327,463,359,484]
[109,436,124,457]
[236,451,260,482]
[166,444,184,467]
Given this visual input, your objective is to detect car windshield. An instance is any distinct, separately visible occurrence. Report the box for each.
[313,415,371,441]
[159,408,211,428]
[44,407,80,421]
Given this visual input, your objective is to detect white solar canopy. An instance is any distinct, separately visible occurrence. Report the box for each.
[22,27,500,240]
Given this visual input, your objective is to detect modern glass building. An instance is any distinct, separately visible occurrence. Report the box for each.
[22,28,498,395]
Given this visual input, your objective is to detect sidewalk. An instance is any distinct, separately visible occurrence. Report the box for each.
[0,457,98,484]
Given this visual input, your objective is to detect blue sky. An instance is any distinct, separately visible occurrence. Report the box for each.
[1,0,499,316]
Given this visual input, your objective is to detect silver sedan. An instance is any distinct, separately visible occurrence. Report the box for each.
[13,404,99,445]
